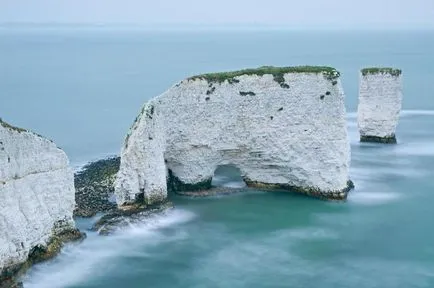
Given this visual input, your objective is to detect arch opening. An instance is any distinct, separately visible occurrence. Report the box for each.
[211,165,246,189]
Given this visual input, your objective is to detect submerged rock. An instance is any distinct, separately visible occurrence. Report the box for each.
[115,66,352,206]
[357,67,403,144]
[74,157,120,217]
[0,118,82,286]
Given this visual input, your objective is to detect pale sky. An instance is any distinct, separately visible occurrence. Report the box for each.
[1,0,434,29]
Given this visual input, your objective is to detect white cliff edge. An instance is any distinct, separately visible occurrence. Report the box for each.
[115,66,353,207]
[0,119,80,282]
[357,68,403,143]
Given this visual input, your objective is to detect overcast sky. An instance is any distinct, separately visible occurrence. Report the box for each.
[1,0,434,29]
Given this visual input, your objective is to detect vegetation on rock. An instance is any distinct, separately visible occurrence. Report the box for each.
[189,66,340,84]
[361,67,402,77]
[0,118,27,133]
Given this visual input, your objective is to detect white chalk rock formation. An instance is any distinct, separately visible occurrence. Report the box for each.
[115,66,352,207]
[357,68,403,143]
[0,119,78,280]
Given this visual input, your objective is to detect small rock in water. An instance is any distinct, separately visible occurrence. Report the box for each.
[92,201,174,235]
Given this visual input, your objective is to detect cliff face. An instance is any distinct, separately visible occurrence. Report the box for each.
[0,119,77,280]
[115,66,352,206]
[357,68,403,143]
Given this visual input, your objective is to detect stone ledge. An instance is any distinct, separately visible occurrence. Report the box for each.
[174,180,355,200]
[360,135,397,144]
[243,178,354,200]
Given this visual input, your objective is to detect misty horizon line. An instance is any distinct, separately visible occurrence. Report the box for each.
[1,22,434,31]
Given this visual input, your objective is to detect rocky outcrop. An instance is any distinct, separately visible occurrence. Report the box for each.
[357,68,403,144]
[115,66,352,207]
[92,201,174,235]
[0,118,82,285]
[74,157,119,217]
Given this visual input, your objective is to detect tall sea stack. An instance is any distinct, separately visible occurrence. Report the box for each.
[357,67,403,144]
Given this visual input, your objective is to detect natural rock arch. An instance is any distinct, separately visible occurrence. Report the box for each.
[211,164,246,188]
[115,66,353,207]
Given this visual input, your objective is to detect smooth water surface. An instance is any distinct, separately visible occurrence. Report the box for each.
[1,29,433,164]
[21,112,434,288]
[1,28,433,287]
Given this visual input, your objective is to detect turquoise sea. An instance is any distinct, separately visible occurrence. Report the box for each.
[1,28,434,287]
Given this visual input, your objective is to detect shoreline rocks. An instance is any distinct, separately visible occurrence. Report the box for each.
[357,67,403,144]
[174,187,247,197]
[74,157,120,217]
[92,201,174,235]
[244,179,355,200]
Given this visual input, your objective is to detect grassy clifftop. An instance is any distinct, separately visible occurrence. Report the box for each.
[0,118,27,133]
[189,66,340,84]
[361,67,402,77]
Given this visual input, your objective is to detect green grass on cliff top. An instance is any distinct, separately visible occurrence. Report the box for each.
[189,66,340,83]
[0,117,55,143]
[361,67,402,76]
[0,118,27,133]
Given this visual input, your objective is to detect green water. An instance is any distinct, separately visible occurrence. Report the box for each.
[1,28,433,287]
[22,112,434,287]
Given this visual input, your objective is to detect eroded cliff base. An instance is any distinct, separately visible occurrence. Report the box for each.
[244,179,355,200]
[0,227,85,288]
[167,169,354,200]
[360,135,397,144]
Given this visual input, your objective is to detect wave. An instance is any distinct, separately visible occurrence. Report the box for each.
[348,191,402,205]
[71,153,120,173]
[400,110,434,117]
[393,142,434,156]
[347,110,434,120]
[22,209,196,288]
[346,112,357,119]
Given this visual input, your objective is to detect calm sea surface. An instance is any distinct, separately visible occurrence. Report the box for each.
[1,28,434,288]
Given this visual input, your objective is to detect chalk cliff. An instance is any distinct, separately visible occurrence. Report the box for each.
[115,66,352,207]
[0,119,80,284]
[357,68,403,143]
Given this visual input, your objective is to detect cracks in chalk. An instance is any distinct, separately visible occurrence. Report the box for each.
[2,167,68,183]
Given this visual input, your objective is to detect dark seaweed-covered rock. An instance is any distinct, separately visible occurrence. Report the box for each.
[360,135,397,144]
[167,169,212,193]
[74,157,120,217]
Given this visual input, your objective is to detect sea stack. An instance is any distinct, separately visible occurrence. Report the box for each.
[357,67,403,144]
[0,119,82,285]
[115,66,353,207]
